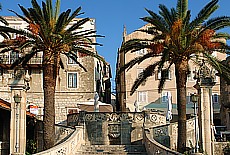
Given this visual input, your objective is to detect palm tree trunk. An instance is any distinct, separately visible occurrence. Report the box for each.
[43,63,56,150]
[175,59,188,153]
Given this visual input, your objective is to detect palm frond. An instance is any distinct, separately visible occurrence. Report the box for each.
[159,4,173,28]
[0,16,8,25]
[72,46,105,63]
[66,18,90,33]
[130,62,160,95]
[63,52,87,72]
[141,8,168,33]
[46,0,53,21]
[119,52,160,74]
[55,9,71,33]
[31,0,43,19]
[176,0,188,20]
[189,0,219,31]
[67,7,83,23]
[54,0,60,22]
[120,39,148,54]
[203,52,227,74]
[203,16,230,31]
[9,7,31,24]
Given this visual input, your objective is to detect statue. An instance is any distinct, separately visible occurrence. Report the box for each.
[94,92,99,112]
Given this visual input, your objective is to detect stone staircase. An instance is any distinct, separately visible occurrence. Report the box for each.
[75,144,147,155]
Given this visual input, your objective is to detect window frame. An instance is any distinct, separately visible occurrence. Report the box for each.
[68,57,77,65]
[137,91,147,103]
[67,72,78,89]
[156,69,171,80]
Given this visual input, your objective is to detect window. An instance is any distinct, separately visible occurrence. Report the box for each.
[137,68,146,85]
[212,93,219,104]
[137,91,147,102]
[68,57,77,64]
[68,72,78,88]
[136,49,146,55]
[162,92,169,103]
[156,69,171,80]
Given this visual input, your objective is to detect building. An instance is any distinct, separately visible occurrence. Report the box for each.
[116,24,226,115]
[0,16,112,123]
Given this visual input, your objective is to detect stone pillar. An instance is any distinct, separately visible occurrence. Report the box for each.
[194,62,215,155]
[199,85,214,155]
[9,69,30,155]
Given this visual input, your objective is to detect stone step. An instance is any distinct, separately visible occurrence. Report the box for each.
[76,152,148,155]
[76,144,147,155]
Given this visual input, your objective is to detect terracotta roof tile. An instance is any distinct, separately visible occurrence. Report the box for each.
[0,98,35,117]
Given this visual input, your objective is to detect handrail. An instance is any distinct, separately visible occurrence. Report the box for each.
[143,129,182,155]
[34,126,84,155]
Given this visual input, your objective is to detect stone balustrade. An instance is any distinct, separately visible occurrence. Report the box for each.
[143,129,182,155]
[34,126,84,155]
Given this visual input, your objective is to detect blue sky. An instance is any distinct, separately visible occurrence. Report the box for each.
[1,0,230,90]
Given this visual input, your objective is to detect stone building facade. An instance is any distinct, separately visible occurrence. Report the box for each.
[116,24,226,114]
[0,16,112,124]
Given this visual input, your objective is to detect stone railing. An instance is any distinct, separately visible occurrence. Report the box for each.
[0,54,42,64]
[55,124,75,145]
[67,111,166,126]
[34,126,84,155]
[143,129,182,155]
[169,118,196,150]
[142,118,196,154]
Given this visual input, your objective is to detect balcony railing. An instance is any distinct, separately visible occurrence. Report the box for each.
[0,55,42,65]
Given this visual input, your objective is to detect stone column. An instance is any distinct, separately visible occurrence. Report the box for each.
[9,69,30,155]
[199,85,214,155]
[194,62,215,155]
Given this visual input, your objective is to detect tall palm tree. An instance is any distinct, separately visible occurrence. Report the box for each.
[0,0,103,149]
[120,0,230,152]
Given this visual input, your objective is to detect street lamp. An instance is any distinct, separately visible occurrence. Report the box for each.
[14,94,22,104]
[191,93,199,153]
[14,93,21,153]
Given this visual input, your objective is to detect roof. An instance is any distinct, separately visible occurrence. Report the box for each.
[0,98,11,111]
[0,98,35,117]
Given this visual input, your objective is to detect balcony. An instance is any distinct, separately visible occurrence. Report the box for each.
[0,55,42,69]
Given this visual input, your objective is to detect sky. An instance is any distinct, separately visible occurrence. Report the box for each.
[1,0,230,91]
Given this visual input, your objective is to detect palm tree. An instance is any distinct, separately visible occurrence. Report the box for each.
[120,0,230,152]
[0,0,103,150]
